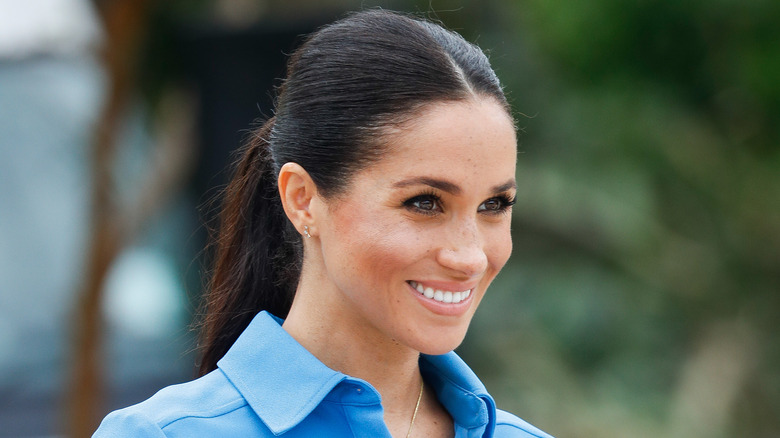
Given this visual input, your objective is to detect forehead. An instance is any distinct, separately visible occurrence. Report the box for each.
[366,98,517,187]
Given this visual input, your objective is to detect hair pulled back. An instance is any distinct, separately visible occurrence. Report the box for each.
[199,9,511,374]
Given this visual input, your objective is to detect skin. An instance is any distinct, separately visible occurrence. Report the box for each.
[278,97,517,437]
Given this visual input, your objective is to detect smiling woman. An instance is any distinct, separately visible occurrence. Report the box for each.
[93,9,553,438]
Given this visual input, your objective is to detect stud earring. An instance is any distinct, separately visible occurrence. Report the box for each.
[303,225,312,238]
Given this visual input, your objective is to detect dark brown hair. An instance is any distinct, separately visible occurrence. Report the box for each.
[198,9,511,375]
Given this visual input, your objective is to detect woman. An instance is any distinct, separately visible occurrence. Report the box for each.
[94,9,553,438]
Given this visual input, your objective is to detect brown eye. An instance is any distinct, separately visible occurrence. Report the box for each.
[403,194,442,214]
[415,198,437,210]
[478,195,515,214]
[480,199,502,211]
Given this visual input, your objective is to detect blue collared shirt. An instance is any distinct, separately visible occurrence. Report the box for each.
[94,311,552,437]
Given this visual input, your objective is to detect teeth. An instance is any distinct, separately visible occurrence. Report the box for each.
[409,281,471,304]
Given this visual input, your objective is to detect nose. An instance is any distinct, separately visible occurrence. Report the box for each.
[436,219,488,277]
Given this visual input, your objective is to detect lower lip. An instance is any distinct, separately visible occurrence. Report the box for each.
[407,283,474,316]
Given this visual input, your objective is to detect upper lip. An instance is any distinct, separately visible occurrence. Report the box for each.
[408,280,477,293]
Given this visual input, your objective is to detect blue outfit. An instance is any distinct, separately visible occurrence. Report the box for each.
[94,311,552,437]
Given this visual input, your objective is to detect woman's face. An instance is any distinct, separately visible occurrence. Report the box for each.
[314,98,517,355]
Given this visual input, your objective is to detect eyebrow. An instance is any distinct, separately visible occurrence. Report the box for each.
[393,177,461,194]
[392,177,517,195]
[492,180,517,193]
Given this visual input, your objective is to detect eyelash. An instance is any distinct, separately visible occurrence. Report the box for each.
[402,192,516,216]
[480,195,516,215]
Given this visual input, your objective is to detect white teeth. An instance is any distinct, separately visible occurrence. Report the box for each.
[409,281,471,304]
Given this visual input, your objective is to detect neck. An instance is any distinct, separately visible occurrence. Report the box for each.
[283,265,424,432]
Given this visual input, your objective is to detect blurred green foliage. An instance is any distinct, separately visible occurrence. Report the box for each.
[143,0,779,436]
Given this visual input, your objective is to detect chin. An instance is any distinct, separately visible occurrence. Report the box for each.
[413,329,469,356]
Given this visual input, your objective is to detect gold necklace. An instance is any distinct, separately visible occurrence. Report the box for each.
[405,380,424,438]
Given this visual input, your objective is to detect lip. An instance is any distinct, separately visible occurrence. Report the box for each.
[407,280,476,317]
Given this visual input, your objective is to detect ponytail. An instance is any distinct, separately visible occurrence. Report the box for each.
[198,117,301,375]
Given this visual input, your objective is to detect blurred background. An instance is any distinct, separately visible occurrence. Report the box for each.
[0,0,778,437]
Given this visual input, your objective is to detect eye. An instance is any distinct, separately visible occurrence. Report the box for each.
[403,194,443,215]
[478,195,516,214]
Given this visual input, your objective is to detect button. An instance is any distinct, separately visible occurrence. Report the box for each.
[355,387,363,394]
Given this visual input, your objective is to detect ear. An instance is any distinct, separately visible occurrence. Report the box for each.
[278,162,318,237]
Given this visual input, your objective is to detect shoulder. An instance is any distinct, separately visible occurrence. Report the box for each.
[494,409,555,438]
[93,370,249,437]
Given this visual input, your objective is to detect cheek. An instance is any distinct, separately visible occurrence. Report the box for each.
[486,222,513,271]
[329,206,425,287]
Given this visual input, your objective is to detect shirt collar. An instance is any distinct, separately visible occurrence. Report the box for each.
[217,311,347,434]
[420,353,496,434]
[218,311,496,435]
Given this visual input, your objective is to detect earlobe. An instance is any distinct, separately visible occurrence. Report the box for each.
[278,162,317,236]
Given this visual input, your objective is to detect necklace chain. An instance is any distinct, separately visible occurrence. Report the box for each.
[405,380,424,438]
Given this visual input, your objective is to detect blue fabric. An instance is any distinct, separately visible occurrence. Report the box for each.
[94,311,553,437]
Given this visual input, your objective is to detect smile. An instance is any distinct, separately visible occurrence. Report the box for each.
[408,281,472,304]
